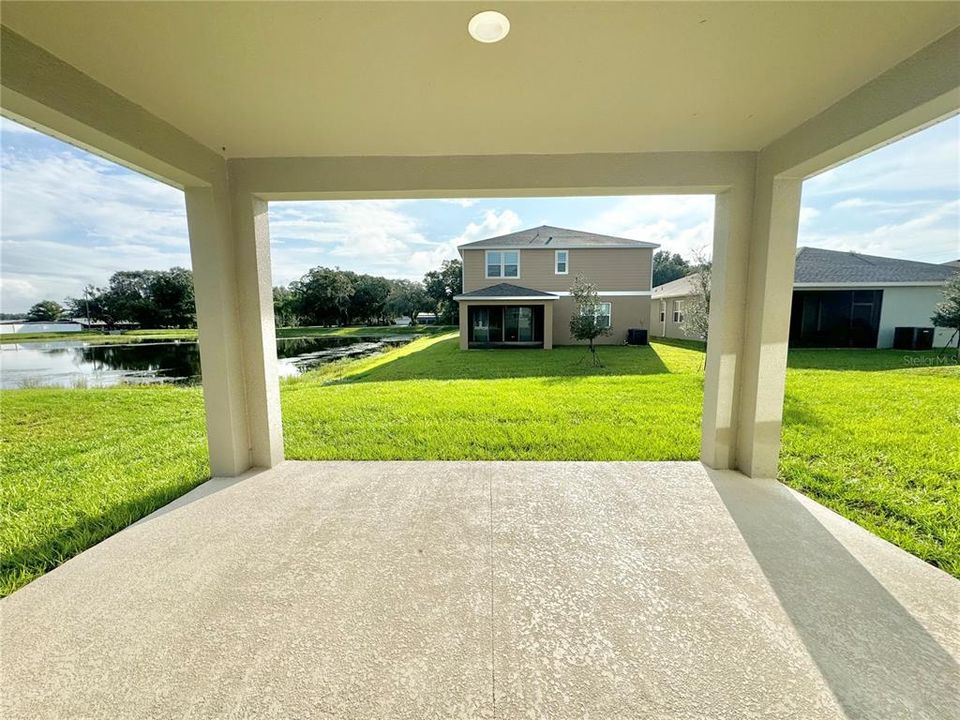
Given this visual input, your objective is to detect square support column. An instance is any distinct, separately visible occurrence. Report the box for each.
[701,173,802,478]
[736,177,803,477]
[233,194,285,469]
[459,303,469,350]
[184,185,284,475]
[543,302,554,349]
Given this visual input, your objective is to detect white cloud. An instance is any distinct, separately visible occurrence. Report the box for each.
[799,199,959,263]
[406,208,523,278]
[798,206,820,226]
[0,143,190,310]
[268,203,522,284]
[1,150,187,245]
[805,124,959,197]
[440,198,479,208]
[584,195,715,260]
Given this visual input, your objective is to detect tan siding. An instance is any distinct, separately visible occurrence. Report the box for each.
[649,294,702,340]
[462,248,652,292]
[553,295,651,345]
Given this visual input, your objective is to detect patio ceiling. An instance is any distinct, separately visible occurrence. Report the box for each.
[2,1,957,157]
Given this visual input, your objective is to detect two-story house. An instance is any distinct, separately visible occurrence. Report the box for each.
[454,226,657,349]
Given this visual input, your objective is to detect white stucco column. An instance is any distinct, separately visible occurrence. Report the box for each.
[701,181,754,471]
[701,172,803,478]
[735,177,803,478]
[232,194,285,468]
[184,185,250,476]
[184,186,284,474]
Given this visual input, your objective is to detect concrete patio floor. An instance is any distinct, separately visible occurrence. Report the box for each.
[2,461,958,719]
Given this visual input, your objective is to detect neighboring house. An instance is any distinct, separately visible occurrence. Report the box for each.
[454,226,657,349]
[649,247,959,349]
[650,275,698,341]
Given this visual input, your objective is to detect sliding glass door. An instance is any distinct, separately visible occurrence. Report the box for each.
[504,307,534,342]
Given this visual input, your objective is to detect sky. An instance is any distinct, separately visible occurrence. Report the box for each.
[1,114,958,312]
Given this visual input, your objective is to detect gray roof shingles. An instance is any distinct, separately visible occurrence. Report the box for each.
[458,225,658,250]
[794,247,958,284]
[455,283,558,299]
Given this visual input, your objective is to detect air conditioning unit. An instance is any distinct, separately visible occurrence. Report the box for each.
[893,327,934,350]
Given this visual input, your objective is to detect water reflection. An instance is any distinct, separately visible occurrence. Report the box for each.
[0,335,412,389]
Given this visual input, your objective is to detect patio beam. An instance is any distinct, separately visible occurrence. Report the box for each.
[227,151,756,200]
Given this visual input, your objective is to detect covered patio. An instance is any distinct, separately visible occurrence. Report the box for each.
[1,2,959,717]
[4,461,958,718]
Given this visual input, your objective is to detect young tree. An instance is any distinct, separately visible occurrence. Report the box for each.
[652,250,691,287]
[386,280,433,324]
[931,272,960,360]
[569,275,612,366]
[25,300,64,322]
[680,253,711,345]
[423,258,463,324]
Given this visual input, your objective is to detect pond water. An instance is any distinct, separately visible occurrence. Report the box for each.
[0,335,413,389]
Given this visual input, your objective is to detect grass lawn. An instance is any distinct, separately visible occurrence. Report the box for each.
[2,335,957,595]
[0,386,208,596]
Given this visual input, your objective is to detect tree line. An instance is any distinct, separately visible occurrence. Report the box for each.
[21,259,463,329]
[274,259,462,327]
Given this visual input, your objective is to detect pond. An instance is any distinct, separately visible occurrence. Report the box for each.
[0,335,414,389]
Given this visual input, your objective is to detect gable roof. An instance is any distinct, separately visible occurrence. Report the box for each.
[651,247,957,297]
[652,275,697,299]
[794,247,958,285]
[458,225,658,251]
[454,283,559,301]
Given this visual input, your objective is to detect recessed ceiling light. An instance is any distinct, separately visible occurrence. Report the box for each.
[468,11,510,44]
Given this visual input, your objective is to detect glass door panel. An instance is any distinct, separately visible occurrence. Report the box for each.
[504,307,534,342]
[472,307,490,343]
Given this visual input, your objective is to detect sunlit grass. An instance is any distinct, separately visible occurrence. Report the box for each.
[2,336,957,596]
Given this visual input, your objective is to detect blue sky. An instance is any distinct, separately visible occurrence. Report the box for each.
[1,114,957,312]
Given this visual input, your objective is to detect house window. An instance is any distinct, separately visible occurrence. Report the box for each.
[582,302,612,329]
[673,300,684,323]
[659,301,666,323]
[555,249,568,274]
[486,250,519,279]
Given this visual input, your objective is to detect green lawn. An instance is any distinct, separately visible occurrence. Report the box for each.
[1,335,957,595]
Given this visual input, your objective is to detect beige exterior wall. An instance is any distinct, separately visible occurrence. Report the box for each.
[462,247,652,293]
[553,295,651,345]
[459,295,650,347]
[649,294,703,340]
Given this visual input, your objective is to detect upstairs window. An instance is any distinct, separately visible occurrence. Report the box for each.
[555,249,568,274]
[486,250,519,278]
[673,300,684,323]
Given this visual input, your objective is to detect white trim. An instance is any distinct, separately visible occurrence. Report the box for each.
[454,295,558,301]
[794,281,948,288]
[552,290,651,297]
[484,249,520,280]
[555,249,569,275]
